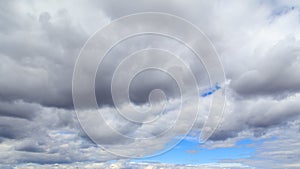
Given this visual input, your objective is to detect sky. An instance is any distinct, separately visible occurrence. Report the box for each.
[1,0,300,169]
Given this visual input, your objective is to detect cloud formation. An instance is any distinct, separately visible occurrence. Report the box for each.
[0,0,300,168]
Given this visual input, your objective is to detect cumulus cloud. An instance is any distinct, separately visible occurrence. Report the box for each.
[0,0,300,168]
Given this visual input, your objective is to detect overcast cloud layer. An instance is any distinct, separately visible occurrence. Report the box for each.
[1,0,300,168]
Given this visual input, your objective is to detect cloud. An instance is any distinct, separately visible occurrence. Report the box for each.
[0,102,118,165]
[222,120,300,169]
[231,36,300,98]
[0,0,300,167]
[207,90,300,141]
[0,100,39,120]
[12,161,251,169]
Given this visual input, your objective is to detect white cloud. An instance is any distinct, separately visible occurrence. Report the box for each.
[12,161,251,169]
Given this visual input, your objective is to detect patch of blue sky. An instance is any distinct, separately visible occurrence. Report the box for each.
[134,135,279,165]
[134,137,257,165]
[200,83,221,97]
[236,137,277,147]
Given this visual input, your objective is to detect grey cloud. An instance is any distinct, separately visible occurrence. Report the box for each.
[231,36,300,98]
[0,101,75,141]
[15,139,46,153]
[0,102,117,165]
[0,3,87,108]
[1,0,300,167]
[209,92,300,141]
[226,120,300,169]
[0,116,36,140]
[209,130,238,141]
[0,0,209,109]
[94,34,209,106]
[92,0,186,19]
[95,0,300,100]
[0,100,39,120]
[0,0,25,33]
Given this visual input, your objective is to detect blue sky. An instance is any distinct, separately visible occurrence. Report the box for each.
[134,138,254,165]
[134,136,278,165]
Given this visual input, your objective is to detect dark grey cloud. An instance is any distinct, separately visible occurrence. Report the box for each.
[0,100,39,120]
[15,139,46,153]
[0,4,87,108]
[0,102,118,165]
[0,0,209,109]
[93,34,209,106]
[0,114,44,141]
